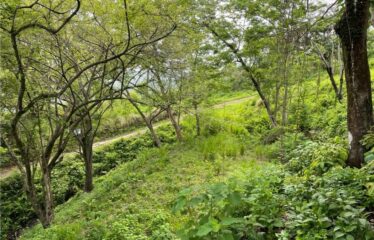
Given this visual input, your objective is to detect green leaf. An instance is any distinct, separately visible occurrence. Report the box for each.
[173,197,186,213]
[346,235,354,240]
[334,232,345,238]
[273,219,284,228]
[228,191,242,205]
[220,217,243,226]
[218,231,235,240]
[196,223,213,237]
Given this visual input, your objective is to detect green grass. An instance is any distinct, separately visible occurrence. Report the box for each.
[17,72,374,239]
[20,137,264,240]
[94,90,252,141]
[205,90,252,105]
[19,98,263,240]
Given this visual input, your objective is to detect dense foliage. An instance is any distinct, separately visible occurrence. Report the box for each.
[9,88,373,239]
[0,125,175,239]
[1,0,374,239]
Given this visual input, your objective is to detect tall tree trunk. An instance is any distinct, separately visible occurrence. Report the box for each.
[281,54,289,126]
[166,106,182,141]
[82,137,94,192]
[78,114,95,193]
[338,44,345,100]
[335,0,373,167]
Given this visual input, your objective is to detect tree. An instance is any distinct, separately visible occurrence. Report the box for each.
[0,0,175,227]
[125,89,163,147]
[335,0,373,167]
[310,27,344,102]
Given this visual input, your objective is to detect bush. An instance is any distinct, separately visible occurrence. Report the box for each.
[173,164,285,240]
[0,146,13,168]
[0,174,36,240]
[281,167,374,239]
[1,134,158,239]
[261,127,286,144]
[93,135,155,175]
[156,124,177,144]
[362,128,374,163]
[243,111,271,135]
[174,164,374,240]
[285,139,347,176]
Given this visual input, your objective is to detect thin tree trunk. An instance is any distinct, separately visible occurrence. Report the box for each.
[193,101,201,136]
[281,54,289,126]
[167,106,182,141]
[335,0,373,167]
[206,26,277,127]
[147,120,162,147]
[325,65,342,102]
[338,44,344,100]
[274,81,281,122]
[316,66,321,100]
[127,97,161,147]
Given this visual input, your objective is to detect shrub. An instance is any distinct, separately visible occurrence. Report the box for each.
[0,146,12,168]
[174,164,374,240]
[285,139,347,176]
[281,167,374,240]
[173,164,285,240]
[0,174,36,240]
[362,128,374,163]
[201,116,225,137]
[261,127,286,145]
[1,135,158,239]
[156,124,177,144]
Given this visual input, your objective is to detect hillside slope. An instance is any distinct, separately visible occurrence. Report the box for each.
[20,99,265,239]
[17,70,374,239]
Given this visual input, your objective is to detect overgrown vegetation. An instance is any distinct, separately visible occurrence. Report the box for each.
[1,0,374,239]
[12,88,374,239]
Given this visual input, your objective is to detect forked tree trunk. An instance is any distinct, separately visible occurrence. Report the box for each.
[166,106,183,141]
[127,97,161,147]
[146,119,162,147]
[335,0,373,167]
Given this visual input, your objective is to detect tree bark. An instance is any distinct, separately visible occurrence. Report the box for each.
[146,120,162,147]
[166,106,183,141]
[335,0,373,167]
[317,50,343,102]
[82,137,94,192]
[325,65,342,102]
[40,162,54,228]
[127,97,162,147]
[193,101,201,136]
[281,52,289,126]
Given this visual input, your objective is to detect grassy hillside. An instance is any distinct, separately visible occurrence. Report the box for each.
[15,73,374,239]
[20,99,262,240]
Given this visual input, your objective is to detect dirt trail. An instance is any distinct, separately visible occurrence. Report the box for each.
[0,96,252,180]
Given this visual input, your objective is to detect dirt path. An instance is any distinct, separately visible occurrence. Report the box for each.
[0,96,252,180]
